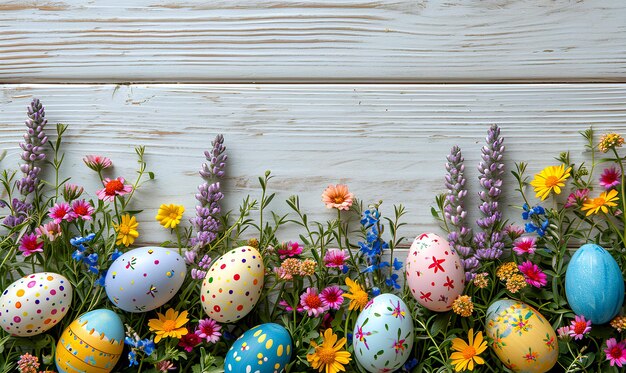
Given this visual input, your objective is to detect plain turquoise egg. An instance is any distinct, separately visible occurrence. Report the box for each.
[565,243,624,324]
[224,323,292,373]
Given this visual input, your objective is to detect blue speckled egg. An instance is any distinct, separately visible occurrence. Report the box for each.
[105,246,186,312]
[565,243,624,324]
[55,309,124,373]
[225,323,292,373]
[352,293,414,373]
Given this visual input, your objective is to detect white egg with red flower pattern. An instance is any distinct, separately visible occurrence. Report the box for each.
[201,246,265,323]
[0,272,72,336]
[405,233,465,311]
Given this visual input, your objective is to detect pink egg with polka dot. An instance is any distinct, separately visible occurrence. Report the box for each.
[201,246,265,323]
[405,233,465,312]
[0,272,72,336]
[105,246,186,313]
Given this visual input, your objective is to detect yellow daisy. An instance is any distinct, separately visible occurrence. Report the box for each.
[113,214,139,247]
[147,308,189,343]
[529,164,572,200]
[155,203,185,229]
[581,189,619,216]
[449,328,488,371]
[343,278,369,311]
[307,328,352,373]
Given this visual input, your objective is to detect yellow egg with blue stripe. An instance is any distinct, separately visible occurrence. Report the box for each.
[225,323,292,373]
[55,309,124,373]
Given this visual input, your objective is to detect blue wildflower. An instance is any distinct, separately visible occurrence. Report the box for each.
[371,287,381,296]
[393,258,403,270]
[95,272,106,287]
[385,273,401,289]
[403,357,419,372]
[360,209,380,227]
[138,339,155,356]
[111,248,123,261]
[128,351,138,367]
[71,250,84,262]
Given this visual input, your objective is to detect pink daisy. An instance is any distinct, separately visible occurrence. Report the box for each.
[605,338,626,367]
[512,237,537,256]
[178,332,201,352]
[19,233,43,257]
[320,285,344,310]
[48,202,73,223]
[568,315,592,340]
[195,318,222,344]
[564,188,589,208]
[36,221,62,241]
[277,241,303,259]
[63,183,84,201]
[70,199,94,220]
[324,248,348,268]
[300,287,329,317]
[83,155,112,171]
[96,177,133,202]
[600,166,621,190]
[557,326,571,339]
[504,225,525,240]
[518,261,547,288]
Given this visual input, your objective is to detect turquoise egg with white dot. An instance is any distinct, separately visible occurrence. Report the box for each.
[225,323,292,373]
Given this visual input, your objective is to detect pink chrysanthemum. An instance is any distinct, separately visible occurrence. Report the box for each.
[277,241,303,259]
[557,326,571,339]
[320,285,344,310]
[321,184,354,210]
[36,221,62,241]
[300,287,329,317]
[564,189,590,208]
[70,199,94,220]
[518,261,547,288]
[48,202,72,223]
[195,318,222,344]
[568,315,592,340]
[512,237,537,256]
[19,233,43,257]
[600,166,622,190]
[97,177,133,202]
[605,338,626,367]
[324,248,348,268]
[178,332,201,352]
[83,154,112,171]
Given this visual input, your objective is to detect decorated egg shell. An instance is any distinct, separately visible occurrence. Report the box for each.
[225,323,292,373]
[201,246,265,323]
[405,233,465,311]
[55,309,124,373]
[486,299,558,373]
[0,272,72,336]
[352,293,414,373]
[105,246,186,312]
[565,243,624,324]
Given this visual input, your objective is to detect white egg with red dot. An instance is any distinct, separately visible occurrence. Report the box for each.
[0,272,72,336]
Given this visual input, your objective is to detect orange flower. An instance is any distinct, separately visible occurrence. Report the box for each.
[322,184,354,210]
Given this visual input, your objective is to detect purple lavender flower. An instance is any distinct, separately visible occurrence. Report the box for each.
[474,124,505,260]
[200,134,227,179]
[17,98,48,196]
[444,146,477,278]
[190,135,226,250]
[1,198,32,227]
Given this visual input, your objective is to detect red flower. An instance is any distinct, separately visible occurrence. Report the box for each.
[178,332,201,352]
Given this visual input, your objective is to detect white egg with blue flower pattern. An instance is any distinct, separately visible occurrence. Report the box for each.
[352,293,414,373]
[224,323,292,373]
[105,246,186,312]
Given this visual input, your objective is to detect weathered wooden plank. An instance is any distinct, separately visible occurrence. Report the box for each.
[1,83,625,245]
[1,1,625,82]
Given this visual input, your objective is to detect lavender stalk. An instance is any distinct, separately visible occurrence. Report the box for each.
[474,124,505,260]
[17,98,48,196]
[444,146,478,279]
[190,135,227,250]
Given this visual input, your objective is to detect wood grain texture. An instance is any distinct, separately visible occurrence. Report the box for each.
[1,0,626,83]
[1,83,625,245]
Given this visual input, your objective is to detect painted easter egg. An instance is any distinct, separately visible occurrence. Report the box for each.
[405,233,465,311]
[55,309,124,373]
[201,246,265,323]
[352,293,414,372]
[565,243,625,324]
[486,299,558,373]
[224,323,292,373]
[105,246,186,312]
[0,272,72,336]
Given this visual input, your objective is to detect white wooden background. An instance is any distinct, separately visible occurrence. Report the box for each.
[1,1,626,245]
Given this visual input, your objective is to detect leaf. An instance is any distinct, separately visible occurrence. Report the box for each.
[430,313,450,337]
